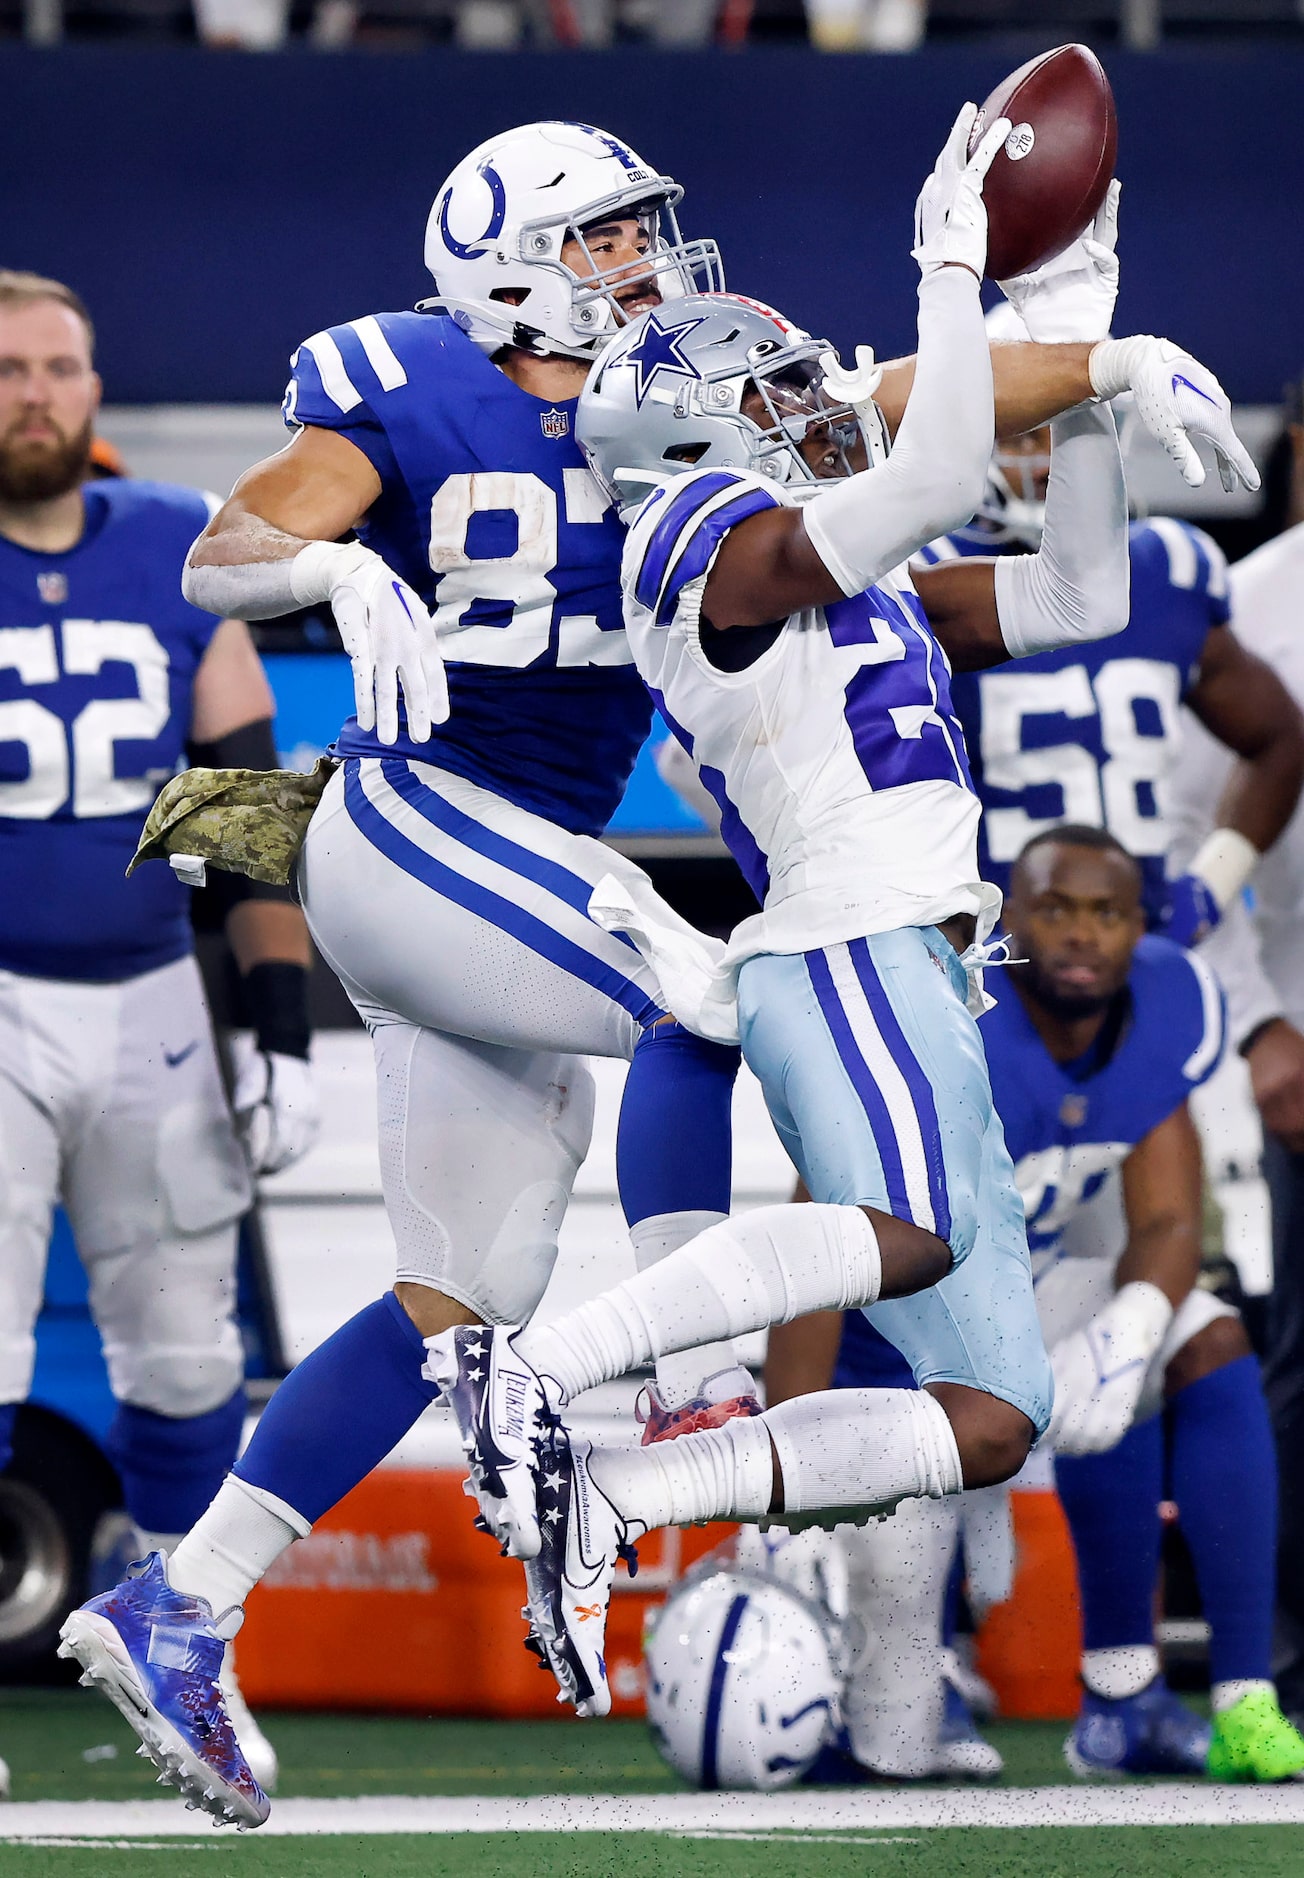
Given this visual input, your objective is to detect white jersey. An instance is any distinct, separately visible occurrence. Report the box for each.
[622,467,997,964]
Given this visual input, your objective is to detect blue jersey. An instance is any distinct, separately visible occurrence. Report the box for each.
[0,480,221,982]
[284,310,650,838]
[836,933,1225,1387]
[984,934,1224,1256]
[925,518,1230,922]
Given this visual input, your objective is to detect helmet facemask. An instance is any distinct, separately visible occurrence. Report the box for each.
[960,431,1052,550]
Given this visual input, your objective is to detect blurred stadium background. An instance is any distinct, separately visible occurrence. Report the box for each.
[3,7,1304,1872]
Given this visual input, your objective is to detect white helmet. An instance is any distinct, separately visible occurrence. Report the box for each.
[423,121,723,362]
[644,1567,844,1790]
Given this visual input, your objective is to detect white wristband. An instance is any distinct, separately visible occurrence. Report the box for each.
[1190,827,1260,913]
[288,538,375,607]
[1087,335,1153,402]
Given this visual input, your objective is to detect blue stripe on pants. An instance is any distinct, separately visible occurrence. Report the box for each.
[847,937,952,1240]
[343,762,662,1029]
[804,947,912,1223]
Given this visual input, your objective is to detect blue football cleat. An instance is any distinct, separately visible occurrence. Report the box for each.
[57,1553,269,1829]
[1065,1677,1212,1779]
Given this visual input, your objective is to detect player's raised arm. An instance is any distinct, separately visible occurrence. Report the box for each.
[876,183,1257,493]
[184,422,448,745]
[913,196,1131,671]
[698,106,1005,630]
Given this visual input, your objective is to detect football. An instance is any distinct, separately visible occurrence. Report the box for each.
[969,43,1118,282]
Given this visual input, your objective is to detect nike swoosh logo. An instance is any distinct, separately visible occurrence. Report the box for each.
[164,1041,200,1068]
[1171,373,1217,408]
[391,581,415,622]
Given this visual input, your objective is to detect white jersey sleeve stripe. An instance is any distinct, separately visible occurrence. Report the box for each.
[1182,950,1227,1084]
[300,330,363,414]
[1146,516,1200,591]
[350,316,409,394]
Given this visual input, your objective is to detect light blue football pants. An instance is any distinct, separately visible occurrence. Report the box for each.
[738,927,1052,1434]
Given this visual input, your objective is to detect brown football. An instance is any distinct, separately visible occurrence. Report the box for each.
[968,43,1117,282]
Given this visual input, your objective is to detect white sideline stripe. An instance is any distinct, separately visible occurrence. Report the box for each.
[6,1788,1304,1838]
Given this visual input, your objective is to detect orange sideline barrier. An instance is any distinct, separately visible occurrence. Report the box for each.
[974,1485,1083,1720]
[234,1467,732,1717]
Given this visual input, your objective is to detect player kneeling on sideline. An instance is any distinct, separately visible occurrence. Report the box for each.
[426,111,1259,1722]
[770,824,1304,1785]
[0,271,320,1795]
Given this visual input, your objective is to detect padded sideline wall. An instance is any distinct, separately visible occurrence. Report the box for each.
[3,44,1300,405]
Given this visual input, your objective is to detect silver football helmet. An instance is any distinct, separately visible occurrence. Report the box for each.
[422,122,723,361]
[576,292,890,506]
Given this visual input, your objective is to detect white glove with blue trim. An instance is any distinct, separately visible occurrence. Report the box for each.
[1046,1281,1174,1456]
[913,103,1011,280]
[1088,335,1260,493]
[290,539,449,745]
[999,180,1121,343]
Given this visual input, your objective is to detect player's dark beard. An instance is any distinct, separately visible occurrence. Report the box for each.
[0,416,94,504]
[1014,958,1116,1022]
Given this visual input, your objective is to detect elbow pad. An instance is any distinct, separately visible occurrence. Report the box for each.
[182,548,302,622]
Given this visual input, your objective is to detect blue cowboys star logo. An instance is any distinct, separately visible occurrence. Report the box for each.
[621,311,707,409]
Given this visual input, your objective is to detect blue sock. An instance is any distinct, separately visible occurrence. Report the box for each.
[942,1543,964,1651]
[0,1401,15,1474]
[616,1019,738,1226]
[1168,1354,1277,1686]
[235,1292,438,1526]
[108,1391,246,1535]
[1056,1413,1165,1652]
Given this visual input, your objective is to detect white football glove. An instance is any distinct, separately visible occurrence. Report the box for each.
[1045,1281,1174,1456]
[290,539,448,745]
[999,179,1121,343]
[230,1035,322,1177]
[1088,334,1260,493]
[912,102,1011,281]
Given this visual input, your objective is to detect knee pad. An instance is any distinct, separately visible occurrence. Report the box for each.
[382,1027,596,1324]
[107,1390,246,1535]
[103,1316,246,1421]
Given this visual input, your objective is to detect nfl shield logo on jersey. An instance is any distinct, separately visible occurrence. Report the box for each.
[38,571,68,604]
[539,407,570,440]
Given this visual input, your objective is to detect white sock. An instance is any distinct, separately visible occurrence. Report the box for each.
[1212,1678,1274,1714]
[168,1477,307,1622]
[840,1495,959,1775]
[764,1388,963,1519]
[630,1210,752,1410]
[1082,1644,1161,1700]
[519,1203,880,1402]
[133,1529,184,1558]
[588,1414,775,1529]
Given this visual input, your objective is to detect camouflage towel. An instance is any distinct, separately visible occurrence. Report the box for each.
[128,759,335,886]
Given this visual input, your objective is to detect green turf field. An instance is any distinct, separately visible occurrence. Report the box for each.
[5,1691,1303,1877]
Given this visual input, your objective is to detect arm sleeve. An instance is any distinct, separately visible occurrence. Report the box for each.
[801,267,993,596]
[993,401,1130,658]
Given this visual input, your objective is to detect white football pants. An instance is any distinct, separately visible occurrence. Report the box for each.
[297,758,666,1321]
[0,954,250,1416]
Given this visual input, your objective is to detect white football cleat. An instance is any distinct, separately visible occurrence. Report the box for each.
[0,1751,9,1799]
[425,1323,559,1561]
[522,1425,641,1721]
[219,1645,278,1794]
